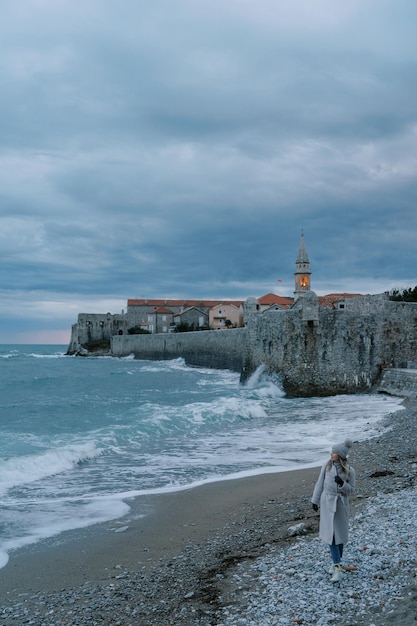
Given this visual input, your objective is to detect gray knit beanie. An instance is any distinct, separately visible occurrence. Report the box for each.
[332,438,353,460]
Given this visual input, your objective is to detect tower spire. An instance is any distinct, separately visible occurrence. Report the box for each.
[294,231,311,301]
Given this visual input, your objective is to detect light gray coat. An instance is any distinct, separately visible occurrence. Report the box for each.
[311,461,356,545]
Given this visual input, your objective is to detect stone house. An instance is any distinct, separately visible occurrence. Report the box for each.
[257,292,294,312]
[146,307,174,334]
[209,302,244,329]
[172,306,209,330]
[318,293,364,310]
[126,298,244,333]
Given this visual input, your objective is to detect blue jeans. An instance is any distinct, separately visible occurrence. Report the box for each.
[329,538,344,564]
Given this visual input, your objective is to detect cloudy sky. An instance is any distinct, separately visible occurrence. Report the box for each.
[1,0,417,344]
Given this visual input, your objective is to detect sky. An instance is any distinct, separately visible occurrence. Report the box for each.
[1,0,417,344]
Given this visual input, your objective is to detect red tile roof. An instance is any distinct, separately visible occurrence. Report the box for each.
[318,293,363,308]
[152,307,174,314]
[128,298,244,307]
[174,306,204,315]
[257,292,294,308]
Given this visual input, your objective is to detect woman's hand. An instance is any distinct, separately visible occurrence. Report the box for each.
[312,503,319,512]
[334,475,344,487]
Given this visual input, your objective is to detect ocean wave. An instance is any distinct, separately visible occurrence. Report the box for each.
[0,442,101,497]
[0,349,19,359]
[135,395,269,437]
[0,495,130,571]
[0,347,67,360]
[140,357,238,377]
[242,364,285,397]
[139,357,188,372]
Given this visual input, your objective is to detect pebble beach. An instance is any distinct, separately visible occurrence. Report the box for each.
[1,399,416,626]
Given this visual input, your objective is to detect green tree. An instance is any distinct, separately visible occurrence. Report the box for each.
[174,322,195,332]
[127,326,151,334]
[389,286,417,302]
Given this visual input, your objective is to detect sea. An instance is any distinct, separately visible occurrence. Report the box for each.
[0,344,404,569]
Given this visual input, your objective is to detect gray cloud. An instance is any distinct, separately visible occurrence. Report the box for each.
[0,0,416,342]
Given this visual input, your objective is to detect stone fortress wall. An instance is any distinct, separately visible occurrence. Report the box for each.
[241,293,417,396]
[69,312,127,350]
[111,327,247,372]
[378,368,417,399]
[109,293,417,397]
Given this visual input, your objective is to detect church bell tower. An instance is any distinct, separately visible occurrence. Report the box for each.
[294,231,311,301]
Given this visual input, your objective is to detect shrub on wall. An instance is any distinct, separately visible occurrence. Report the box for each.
[127,326,151,334]
[174,322,195,333]
[84,339,111,352]
[389,286,417,302]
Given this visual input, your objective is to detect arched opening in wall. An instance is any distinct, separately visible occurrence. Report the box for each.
[118,330,123,335]
[268,340,273,354]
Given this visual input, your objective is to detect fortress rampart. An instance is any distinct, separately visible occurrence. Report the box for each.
[111,327,246,371]
[68,312,127,352]
[377,368,417,399]
[241,294,417,396]
[107,294,417,397]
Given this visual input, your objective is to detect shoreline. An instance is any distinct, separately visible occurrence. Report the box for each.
[0,394,402,576]
[0,399,416,625]
[0,465,321,599]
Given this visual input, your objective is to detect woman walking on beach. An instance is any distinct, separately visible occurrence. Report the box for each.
[311,439,356,583]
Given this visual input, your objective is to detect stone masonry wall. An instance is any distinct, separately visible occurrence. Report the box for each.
[241,298,417,396]
[67,313,127,353]
[75,295,417,397]
[377,368,417,399]
[111,328,247,372]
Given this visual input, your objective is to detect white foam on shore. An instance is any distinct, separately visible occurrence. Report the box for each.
[0,497,130,571]
[0,442,101,497]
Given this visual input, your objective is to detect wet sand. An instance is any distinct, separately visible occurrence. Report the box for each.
[0,467,319,601]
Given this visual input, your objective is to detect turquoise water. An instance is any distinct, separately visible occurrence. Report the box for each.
[0,344,403,568]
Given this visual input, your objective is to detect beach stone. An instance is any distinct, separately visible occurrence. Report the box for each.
[287,522,307,537]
